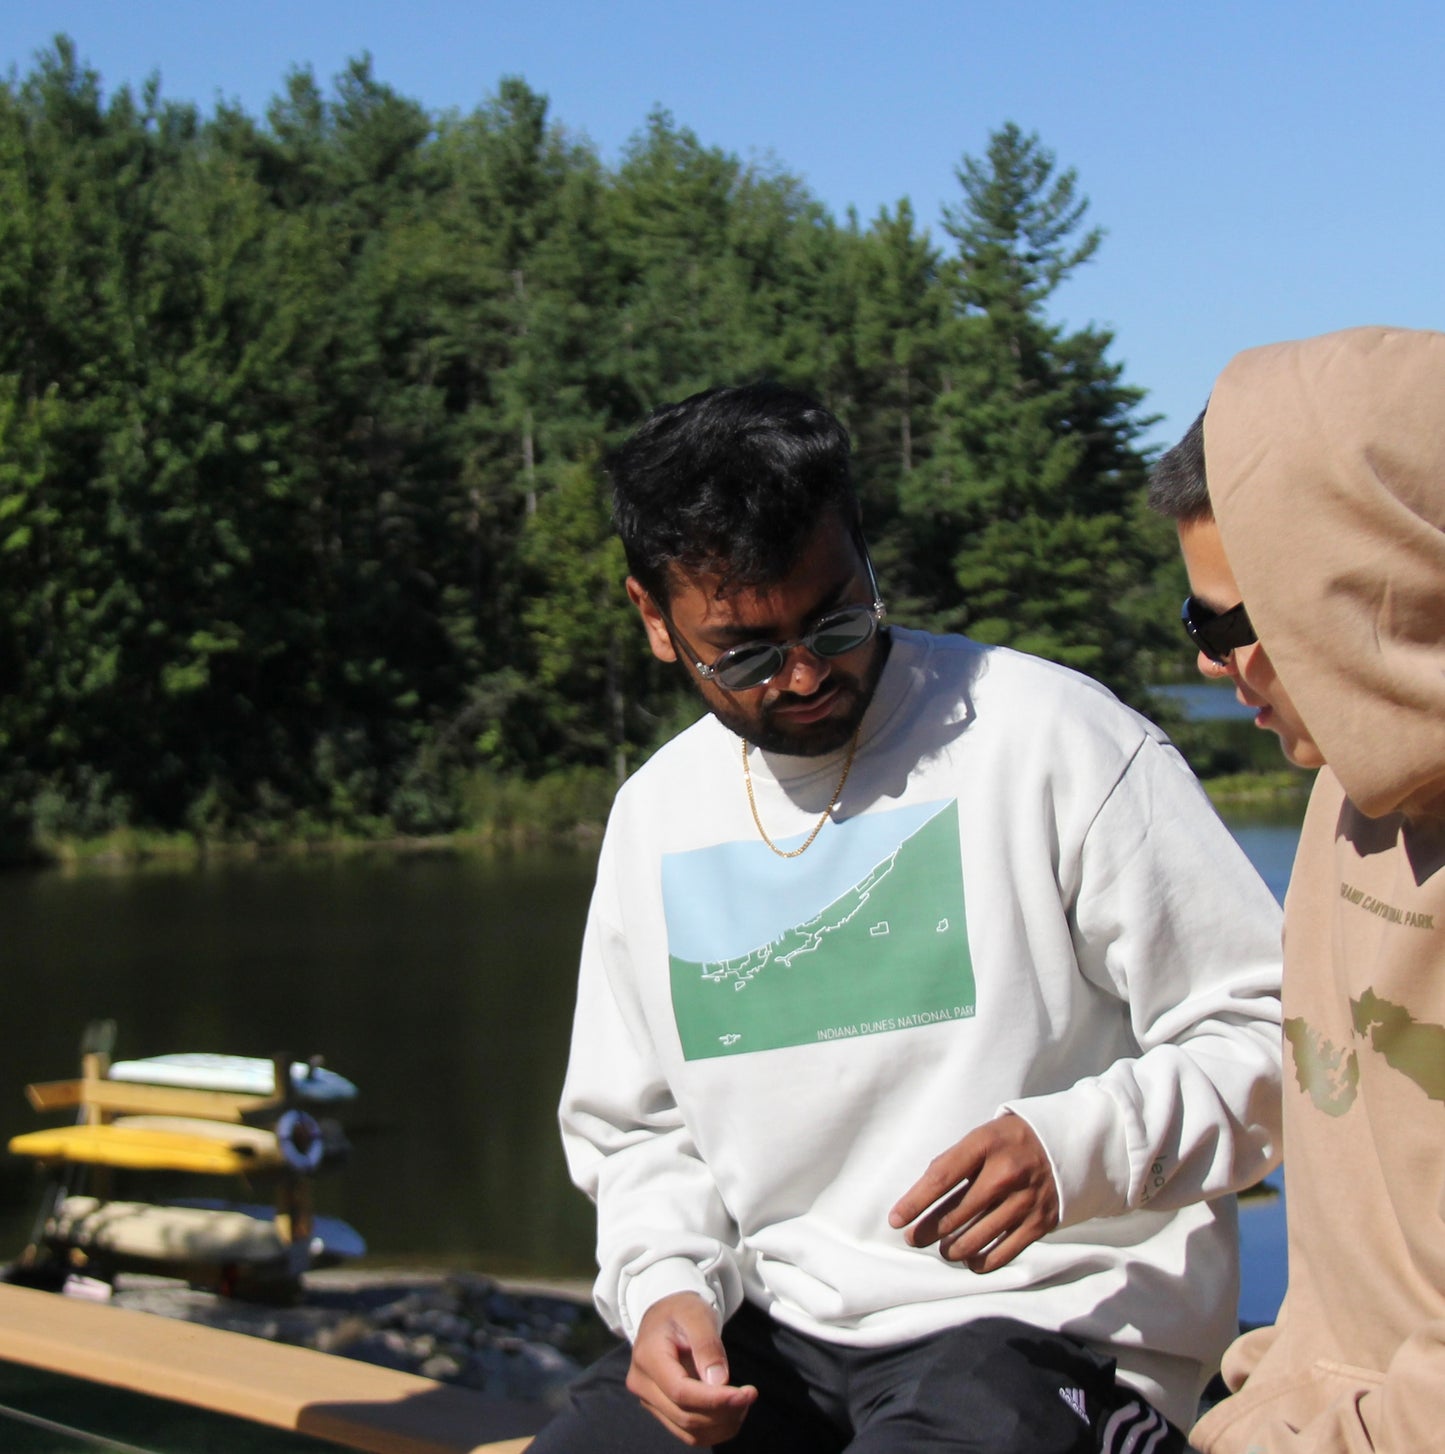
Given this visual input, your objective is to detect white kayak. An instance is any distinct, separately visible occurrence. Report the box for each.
[48,1195,366,1266]
[107,1054,357,1103]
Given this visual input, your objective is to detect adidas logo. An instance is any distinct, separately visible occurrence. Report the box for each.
[1058,1385,1089,1423]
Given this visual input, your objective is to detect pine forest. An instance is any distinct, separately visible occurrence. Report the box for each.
[0,41,1198,859]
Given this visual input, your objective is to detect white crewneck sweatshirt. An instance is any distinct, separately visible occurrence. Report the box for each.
[559,629,1284,1428]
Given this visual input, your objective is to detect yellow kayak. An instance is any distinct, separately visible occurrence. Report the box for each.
[8,1122,283,1175]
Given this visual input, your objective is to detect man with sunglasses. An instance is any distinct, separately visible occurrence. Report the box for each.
[1149,326,1445,1454]
[1155,415,1325,775]
[536,382,1285,1454]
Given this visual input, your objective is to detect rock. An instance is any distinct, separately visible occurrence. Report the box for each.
[419,1350,466,1381]
[407,1308,471,1343]
[56,1267,616,1405]
[484,1290,526,1324]
[344,1329,424,1374]
[311,1313,373,1355]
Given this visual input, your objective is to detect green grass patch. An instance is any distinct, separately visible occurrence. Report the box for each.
[9,765,620,873]
[36,826,208,870]
[457,765,616,844]
[1203,768,1315,809]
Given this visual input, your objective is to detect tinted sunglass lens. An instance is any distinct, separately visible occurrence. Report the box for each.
[716,646,786,691]
[1182,597,1255,663]
[810,608,877,659]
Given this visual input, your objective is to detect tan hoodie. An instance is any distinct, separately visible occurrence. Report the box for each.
[1192,326,1445,1454]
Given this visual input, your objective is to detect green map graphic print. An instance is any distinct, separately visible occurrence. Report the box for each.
[670,801,973,1059]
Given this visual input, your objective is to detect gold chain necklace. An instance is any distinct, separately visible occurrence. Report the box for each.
[742,729,859,858]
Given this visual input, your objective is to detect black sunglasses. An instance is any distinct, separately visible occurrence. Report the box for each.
[659,550,886,693]
[1181,595,1257,664]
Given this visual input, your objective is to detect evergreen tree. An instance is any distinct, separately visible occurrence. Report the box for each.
[518,459,639,779]
[603,110,749,408]
[899,124,1165,703]
[838,201,947,592]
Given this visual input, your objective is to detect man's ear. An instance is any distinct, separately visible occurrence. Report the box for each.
[626,577,679,664]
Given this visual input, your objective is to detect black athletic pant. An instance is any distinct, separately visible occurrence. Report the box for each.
[531,1303,1194,1453]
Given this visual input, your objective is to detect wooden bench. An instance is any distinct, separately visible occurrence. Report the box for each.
[0,1282,541,1453]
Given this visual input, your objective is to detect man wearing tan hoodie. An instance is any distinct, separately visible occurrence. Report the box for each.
[1149,325,1445,1454]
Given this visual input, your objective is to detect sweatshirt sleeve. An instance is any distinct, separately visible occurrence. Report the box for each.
[1001,734,1285,1228]
[558,870,744,1342]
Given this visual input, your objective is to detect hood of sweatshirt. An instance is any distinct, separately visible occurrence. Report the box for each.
[1204,325,1445,820]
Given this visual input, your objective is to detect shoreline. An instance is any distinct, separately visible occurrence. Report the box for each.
[3,767,1308,875]
[2,1263,614,1409]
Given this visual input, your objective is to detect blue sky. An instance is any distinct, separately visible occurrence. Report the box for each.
[3,0,1442,448]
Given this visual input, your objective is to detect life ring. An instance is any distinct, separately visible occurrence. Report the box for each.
[275,1109,325,1173]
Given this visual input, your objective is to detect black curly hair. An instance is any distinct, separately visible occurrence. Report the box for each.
[607,382,861,604]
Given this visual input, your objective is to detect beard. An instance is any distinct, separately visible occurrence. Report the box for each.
[692,630,891,758]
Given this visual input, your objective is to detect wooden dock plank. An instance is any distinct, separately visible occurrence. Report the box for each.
[0,1284,540,1453]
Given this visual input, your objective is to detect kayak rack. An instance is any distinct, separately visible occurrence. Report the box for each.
[9,1022,363,1295]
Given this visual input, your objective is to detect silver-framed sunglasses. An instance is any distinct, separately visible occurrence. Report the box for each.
[658,549,887,693]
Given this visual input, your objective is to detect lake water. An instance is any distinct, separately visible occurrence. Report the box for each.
[1150,683,1259,722]
[0,851,601,1278]
[0,806,1299,1320]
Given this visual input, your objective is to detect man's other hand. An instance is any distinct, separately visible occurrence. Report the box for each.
[889,1112,1060,1272]
[626,1292,758,1446]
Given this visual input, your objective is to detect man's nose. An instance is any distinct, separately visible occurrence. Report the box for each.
[780,644,831,693]
[1197,650,1233,681]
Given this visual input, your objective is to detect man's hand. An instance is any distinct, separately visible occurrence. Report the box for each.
[626,1292,757,1447]
[888,1112,1060,1272]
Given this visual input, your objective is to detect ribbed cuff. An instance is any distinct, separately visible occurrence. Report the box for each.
[619,1256,722,1342]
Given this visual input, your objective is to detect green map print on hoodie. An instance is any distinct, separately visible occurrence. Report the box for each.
[664,800,974,1060]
